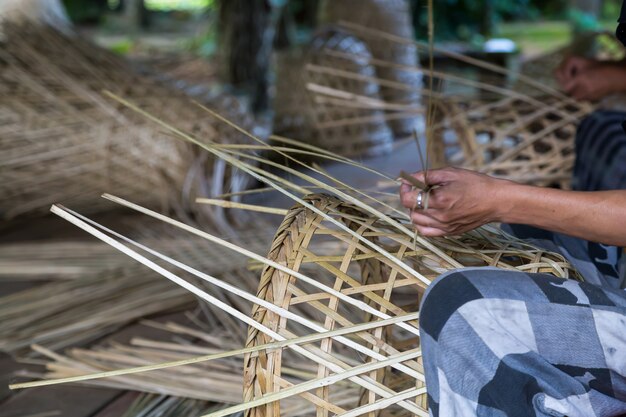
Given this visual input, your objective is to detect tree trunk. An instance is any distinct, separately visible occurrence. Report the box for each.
[217,0,282,113]
[121,0,147,31]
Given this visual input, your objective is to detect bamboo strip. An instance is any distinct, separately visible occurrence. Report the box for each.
[10,312,419,390]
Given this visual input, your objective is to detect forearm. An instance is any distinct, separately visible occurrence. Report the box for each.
[494,183,626,247]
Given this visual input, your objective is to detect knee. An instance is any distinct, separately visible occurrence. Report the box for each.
[420,269,486,342]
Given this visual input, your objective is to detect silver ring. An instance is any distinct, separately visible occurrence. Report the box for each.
[415,191,424,210]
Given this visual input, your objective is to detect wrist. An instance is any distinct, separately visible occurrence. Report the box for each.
[489,179,526,224]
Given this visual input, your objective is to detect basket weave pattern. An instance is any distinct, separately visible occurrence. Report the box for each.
[318,0,422,137]
[274,29,394,158]
[431,96,592,189]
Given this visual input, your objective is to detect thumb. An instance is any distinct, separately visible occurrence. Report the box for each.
[423,168,458,186]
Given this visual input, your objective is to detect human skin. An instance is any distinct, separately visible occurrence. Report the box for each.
[399,167,626,247]
[555,56,626,101]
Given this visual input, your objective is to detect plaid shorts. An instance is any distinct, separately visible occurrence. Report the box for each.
[420,269,626,417]
[420,111,626,416]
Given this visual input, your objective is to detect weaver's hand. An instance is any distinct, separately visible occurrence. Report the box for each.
[399,167,512,237]
[555,56,626,101]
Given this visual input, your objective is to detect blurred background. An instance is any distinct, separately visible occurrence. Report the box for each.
[56,0,625,113]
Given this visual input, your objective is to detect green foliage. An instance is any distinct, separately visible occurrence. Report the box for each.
[568,8,602,32]
[62,0,108,22]
[109,38,134,54]
[144,0,214,12]
[411,0,540,42]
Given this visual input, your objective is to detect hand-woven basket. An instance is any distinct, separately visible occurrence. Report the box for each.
[318,0,422,137]
[0,23,257,225]
[273,28,394,158]
[243,194,580,417]
[430,96,591,189]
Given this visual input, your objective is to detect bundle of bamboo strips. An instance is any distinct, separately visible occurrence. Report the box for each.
[0,0,69,29]
[0,241,135,280]
[0,21,259,228]
[9,93,582,417]
[18,321,359,416]
[0,265,195,354]
[0,222,275,355]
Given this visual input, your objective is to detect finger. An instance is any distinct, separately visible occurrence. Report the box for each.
[562,77,579,95]
[420,168,458,186]
[399,182,413,196]
[415,225,447,237]
[400,187,419,209]
[446,221,485,236]
[420,187,447,210]
[410,211,447,229]
[408,171,427,185]
[569,83,590,101]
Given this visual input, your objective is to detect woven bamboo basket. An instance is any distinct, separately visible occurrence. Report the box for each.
[273,29,394,158]
[429,95,592,189]
[0,23,257,225]
[318,0,422,137]
[243,194,580,417]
